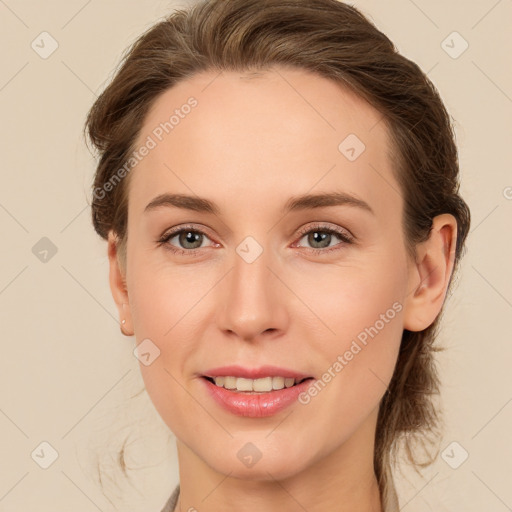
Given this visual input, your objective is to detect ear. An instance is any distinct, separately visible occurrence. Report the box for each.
[403,214,458,332]
[107,230,133,336]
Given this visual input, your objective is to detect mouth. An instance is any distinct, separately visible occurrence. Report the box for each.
[201,375,314,394]
[201,373,316,417]
[199,365,316,416]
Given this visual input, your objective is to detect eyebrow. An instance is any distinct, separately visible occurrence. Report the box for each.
[144,191,374,216]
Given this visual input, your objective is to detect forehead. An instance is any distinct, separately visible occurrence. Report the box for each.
[128,66,399,218]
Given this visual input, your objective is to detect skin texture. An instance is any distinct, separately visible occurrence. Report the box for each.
[107,67,457,512]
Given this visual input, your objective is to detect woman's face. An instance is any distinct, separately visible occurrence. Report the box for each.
[116,67,419,479]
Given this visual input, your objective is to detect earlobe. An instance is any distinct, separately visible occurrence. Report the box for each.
[107,231,134,336]
[403,214,458,332]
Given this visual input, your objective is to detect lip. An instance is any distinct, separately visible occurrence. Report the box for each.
[201,375,315,418]
[202,365,313,380]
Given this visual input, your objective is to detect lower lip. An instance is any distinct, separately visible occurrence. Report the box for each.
[201,377,314,418]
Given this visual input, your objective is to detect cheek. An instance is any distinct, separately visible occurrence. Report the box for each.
[296,254,405,424]
[127,255,211,341]
[336,263,405,380]
[125,259,203,418]
[293,249,406,347]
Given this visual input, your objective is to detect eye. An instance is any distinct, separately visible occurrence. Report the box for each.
[157,225,215,256]
[293,223,354,255]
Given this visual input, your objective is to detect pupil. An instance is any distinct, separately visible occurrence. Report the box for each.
[181,231,201,248]
[310,231,330,248]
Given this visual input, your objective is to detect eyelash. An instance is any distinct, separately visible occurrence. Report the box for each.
[156,223,355,257]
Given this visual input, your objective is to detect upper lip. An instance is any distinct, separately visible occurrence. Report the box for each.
[202,365,313,380]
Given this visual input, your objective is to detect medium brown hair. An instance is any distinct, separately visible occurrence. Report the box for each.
[84,0,471,507]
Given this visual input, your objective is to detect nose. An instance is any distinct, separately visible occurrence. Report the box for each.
[215,245,288,343]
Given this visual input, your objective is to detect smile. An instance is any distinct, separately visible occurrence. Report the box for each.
[204,375,311,393]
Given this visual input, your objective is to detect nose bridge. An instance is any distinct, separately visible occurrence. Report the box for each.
[217,238,285,340]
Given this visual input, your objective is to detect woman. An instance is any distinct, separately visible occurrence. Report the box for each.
[84,0,471,510]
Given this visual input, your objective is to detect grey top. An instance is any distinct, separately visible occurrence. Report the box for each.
[160,484,180,512]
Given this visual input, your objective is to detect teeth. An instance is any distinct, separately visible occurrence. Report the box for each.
[211,376,302,392]
[236,377,254,391]
[284,377,295,388]
[214,376,225,387]
[272,376,284,390]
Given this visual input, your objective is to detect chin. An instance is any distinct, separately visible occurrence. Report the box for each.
[201,438,313,481]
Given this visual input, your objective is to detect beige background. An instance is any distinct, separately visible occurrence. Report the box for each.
[0,0,511,510]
